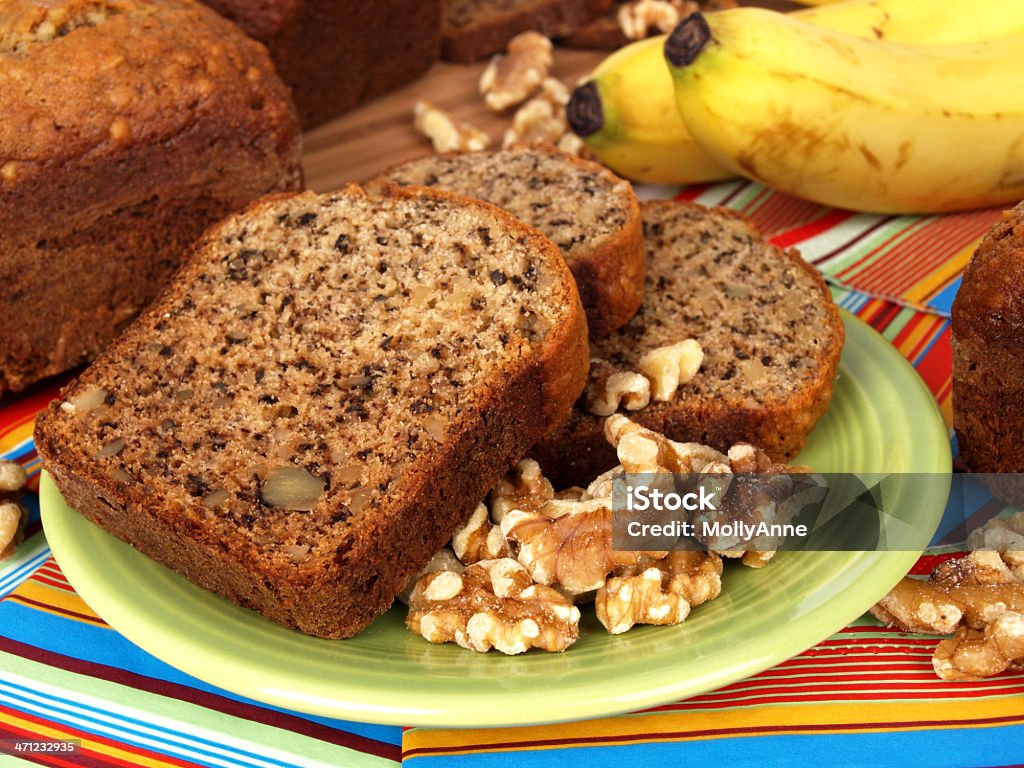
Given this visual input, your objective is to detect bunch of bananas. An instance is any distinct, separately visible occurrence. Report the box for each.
[567,0,1024,213]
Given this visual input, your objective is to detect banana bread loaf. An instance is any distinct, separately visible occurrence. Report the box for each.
[531,200,844,488]
[443,0,612,62]
[35,185,589,639]
[366,144,645,337]
[0,0,302,398]
[200,0,443,128]
[952,200,1024,504]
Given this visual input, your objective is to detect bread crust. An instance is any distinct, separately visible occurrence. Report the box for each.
[442,0,611,62]
[0,0,302,396]
[952,201,1024,488]
[200,0,443,128]
[35,184,589,638]
[367,143,645,338]
[531,200,844,489]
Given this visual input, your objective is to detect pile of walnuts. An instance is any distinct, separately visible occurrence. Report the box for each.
[404,416,785,654]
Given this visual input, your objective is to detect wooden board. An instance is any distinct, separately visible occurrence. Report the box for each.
[302,49,603,192]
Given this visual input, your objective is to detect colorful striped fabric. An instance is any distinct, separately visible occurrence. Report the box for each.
[3,181,1023,767]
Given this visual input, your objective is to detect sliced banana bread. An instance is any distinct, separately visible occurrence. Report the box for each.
[531,200,844,489]
[367,144,645,337]
[35,185,589,639]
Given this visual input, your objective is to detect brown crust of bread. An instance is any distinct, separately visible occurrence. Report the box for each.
[366,143,645,338]
[35,184,589,639]
[442,0,612,62]
[0,0,302,397]
[531,201,844,490]
[200,0,442,128]
[952,201,1024,481]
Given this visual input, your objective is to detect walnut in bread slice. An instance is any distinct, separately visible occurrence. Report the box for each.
[34,185,589,639]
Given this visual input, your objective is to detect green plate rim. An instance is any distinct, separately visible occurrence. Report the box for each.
[39,311,952,727]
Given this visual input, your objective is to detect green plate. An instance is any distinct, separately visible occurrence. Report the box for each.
[40,312,951,727]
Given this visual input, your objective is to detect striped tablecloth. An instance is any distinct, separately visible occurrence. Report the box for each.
[3,181,1023,768]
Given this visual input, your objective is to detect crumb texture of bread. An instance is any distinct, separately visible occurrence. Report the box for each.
[199,0,442,128]
[368,145,645,337]
[531,200,844,489]
[952,200,1024,478]
[0,0,302,397]
[34,186,589,639]
[442,0,611,62]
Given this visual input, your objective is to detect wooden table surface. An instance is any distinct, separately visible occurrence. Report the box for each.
[301,48,603,192]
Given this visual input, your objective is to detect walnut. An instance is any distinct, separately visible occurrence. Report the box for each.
[872,550,1024,680]
[618,0,697,41]
[967,512,1024,581]
[638,339,703,402]
[584,359,650,416]
[502,78,571,148]
[596,551,722,634]
[489,458,554,523]
[407,558,581,654]
[452,503,510,564]
[397,547,464,605]
[413,100,492,153]
[501,498,664,595]
[0,500,27,561]
[0,459,28,501]
[934,612,1024,681]
[605,414,727,474]
[872,551,1024,634]
[479,31,553,112]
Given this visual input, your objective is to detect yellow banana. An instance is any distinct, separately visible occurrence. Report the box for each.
[664,10,1024,213]
[567,0,1024,185]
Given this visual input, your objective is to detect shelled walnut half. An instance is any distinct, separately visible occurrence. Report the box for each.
[407,558,581,654]
[872,550,1024,680]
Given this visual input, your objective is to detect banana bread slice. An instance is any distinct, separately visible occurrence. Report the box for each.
[531,200,844,488]
[35,185,589,639]
[367,144,645,337]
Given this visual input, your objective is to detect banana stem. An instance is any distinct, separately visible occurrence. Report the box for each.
[566,81,604,137]
[665,13,713,68]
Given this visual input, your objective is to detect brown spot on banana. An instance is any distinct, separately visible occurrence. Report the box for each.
[858,143,881,171]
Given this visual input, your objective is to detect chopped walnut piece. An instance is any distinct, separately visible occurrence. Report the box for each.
[584,359,650,416]
[413,100,492,153]
[618,0,696,41]
[967,512,1024,581]
[397,547,464,605]
[605,415,727,474]
[501,499,663,595]
[453,503,510,564]
[872,550,1024,680]
[502,78,571,148]
[873,551,1024,634]
[0,500,27,561]
[479,31,553,112]
[0,460,28,501]
[407,558,581,654]
[934,612,1024,681]
[638,339,703,402]
[596,551,722,634]
[489,458,555,523]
